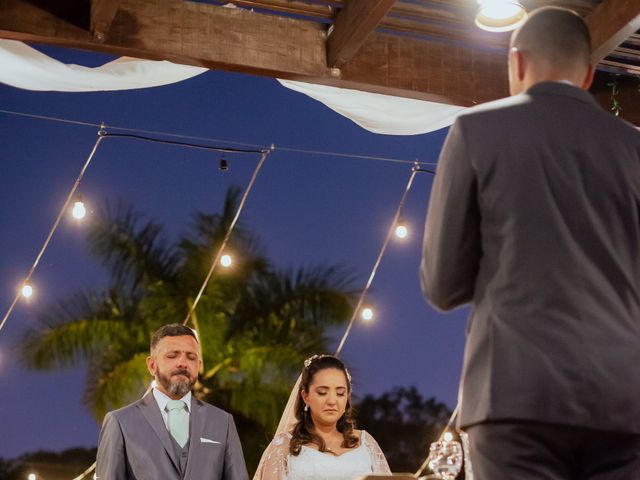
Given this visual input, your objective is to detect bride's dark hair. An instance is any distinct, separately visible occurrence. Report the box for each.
[290,355,358,455]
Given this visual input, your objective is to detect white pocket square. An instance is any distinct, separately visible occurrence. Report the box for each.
[200,437,221,444]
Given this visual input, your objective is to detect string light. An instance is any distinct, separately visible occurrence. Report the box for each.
[72,198,87,219]
[182,150,270,325]
[0,109,438,167]
[0,133,104,335]
[0,116,442,480]
[361,306,374,321]
[334,165,421,356]
[1,131,271,337]
[395,220,408,239]
[21,284,33,299]
[220,254,233,268]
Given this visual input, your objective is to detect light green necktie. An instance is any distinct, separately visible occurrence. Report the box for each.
[166,399,189,448]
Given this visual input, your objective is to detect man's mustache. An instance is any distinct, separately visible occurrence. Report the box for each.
[171,369,191,378]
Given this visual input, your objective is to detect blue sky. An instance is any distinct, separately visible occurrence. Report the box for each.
[0,44,469,459]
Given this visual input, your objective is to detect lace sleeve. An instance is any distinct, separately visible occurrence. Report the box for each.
[363,430,392,475]
[253,432,291,480]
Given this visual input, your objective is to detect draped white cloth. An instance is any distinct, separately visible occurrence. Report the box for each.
[278,79,466,135]
[0,39,207,92]
[0,39,464,135]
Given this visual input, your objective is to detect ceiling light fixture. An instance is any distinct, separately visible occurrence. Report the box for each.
[475,0,527,32]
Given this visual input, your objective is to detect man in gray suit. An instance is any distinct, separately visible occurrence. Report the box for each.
[420,7,640,479]
[96,324,249,480]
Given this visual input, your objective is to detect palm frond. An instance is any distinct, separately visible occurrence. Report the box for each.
[21,316,133,370]
[87,201,179,290]
[220,345,302,430]
[85,352,150,420]
[178,187,267,288]
[228,265,356,347]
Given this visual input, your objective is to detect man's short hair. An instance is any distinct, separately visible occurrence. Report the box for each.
[150,324,198,351]
[511,7,591,69]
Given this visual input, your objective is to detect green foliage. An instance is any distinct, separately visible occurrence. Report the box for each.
[355,386,452,473]
[0,458,14,480]
[0,448,97,480]
[20,186,355,473]
[607,75,622,116]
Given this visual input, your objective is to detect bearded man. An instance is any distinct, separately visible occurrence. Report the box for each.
[96,324,249,480]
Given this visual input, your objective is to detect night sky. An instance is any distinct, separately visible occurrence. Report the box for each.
[0,44,469,460]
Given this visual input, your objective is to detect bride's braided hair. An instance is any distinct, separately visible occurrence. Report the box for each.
[290,355,358,455]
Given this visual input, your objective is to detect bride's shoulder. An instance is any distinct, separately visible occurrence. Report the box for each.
[359,429,381,445]
[271,431,293,448]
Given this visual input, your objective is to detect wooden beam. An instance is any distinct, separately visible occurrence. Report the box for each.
[337,30,508,106]
[0,0,509,106]
[327,0,396,68]
[91,0,121,41]
[585,0,640,64]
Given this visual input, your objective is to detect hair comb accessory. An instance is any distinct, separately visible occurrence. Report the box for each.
[303,354,323,368]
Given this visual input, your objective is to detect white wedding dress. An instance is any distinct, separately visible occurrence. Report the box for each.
[254,430,391,480]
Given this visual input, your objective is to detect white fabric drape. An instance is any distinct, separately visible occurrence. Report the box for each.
[278,79,466,135]
[0,39,207,92]
[0,39,465,134]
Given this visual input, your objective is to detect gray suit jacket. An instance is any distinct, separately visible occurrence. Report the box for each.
[96,392,249,480]
[421,82,640,432]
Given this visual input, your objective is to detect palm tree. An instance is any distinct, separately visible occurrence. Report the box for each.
[21,186,355,469]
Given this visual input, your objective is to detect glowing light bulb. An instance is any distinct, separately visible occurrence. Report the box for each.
[21,284,33,298]
[443,431,454,442]
[475,0,527,32]
[220,254,232,268]
[361,307,374,321]
[395,224,408,239]
[72,200,86,219]
[28,473,37,480]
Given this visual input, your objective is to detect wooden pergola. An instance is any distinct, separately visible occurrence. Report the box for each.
[1,0,639,124]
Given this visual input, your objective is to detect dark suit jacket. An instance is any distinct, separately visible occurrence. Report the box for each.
[96,392,249,480]
[421,82,640,432]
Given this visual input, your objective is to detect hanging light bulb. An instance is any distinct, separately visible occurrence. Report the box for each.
[28,473,37,480]
[395,219,408,239]
[72,197,87,219]
[220,254,233,268]
[361,306,374,321]
[21,283,33,298]
[475,0,527,32]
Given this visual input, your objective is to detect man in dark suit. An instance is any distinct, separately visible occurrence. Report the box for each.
[420,7,640,479]
[96,324,249,480]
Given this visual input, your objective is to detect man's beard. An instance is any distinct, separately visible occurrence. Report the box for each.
[156,366,196,397]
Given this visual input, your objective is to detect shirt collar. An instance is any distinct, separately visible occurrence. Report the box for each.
[152,385,192,413]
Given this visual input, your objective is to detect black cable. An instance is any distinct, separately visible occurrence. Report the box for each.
[101,132,268,155]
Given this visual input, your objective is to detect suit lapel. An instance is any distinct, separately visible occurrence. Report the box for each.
[184,396,206,479]
[138,391,181,474]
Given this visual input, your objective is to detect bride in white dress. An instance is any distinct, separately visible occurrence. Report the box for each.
[254,355,391,480]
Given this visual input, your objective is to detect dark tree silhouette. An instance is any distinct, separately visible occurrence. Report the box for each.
[356,386,452,473]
